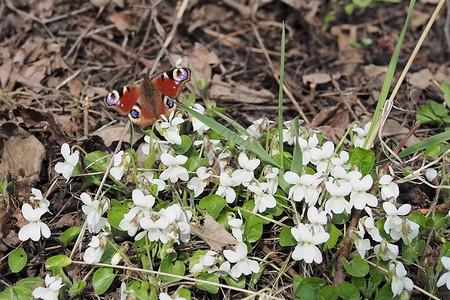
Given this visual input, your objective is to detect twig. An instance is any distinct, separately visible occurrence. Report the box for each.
[333,209,362,285]
[70,121,131,259]
[5,0,91,25]
[382,121,421,171]
[64,6,105,59]
[251,23,310,125]
[149,0,190,75]
[89,34,155,67]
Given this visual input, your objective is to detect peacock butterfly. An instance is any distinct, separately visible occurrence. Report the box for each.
[105,68,191,128]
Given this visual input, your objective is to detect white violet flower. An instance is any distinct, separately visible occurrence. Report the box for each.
[223,242,260,278]
[389,261,413,296]
[83,232,108,264]
[110,150,132,181]
[231,153,260,186]
[18,203,51,242]
[30,188,50,211]
[54,143,79,182]
[191,103,210,135]
[32,274,63,300]
[81,193,109,233]
[310,141,335,173]
[159,153,189,183]
[437,256,450,290]
[291,223,330,264]
[157,111,184,145]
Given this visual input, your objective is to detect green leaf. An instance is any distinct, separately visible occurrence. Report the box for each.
[45,255,72,270]
[291,118,303,173]
[367,273,382,296]
[68,280,86,298]
[108,206,129,230]
[344,3,354,15]
[349,147,375,175]
[326,224,342,249]
[84,151,109,173]
[442,81,450,107]
[195,273,219,294]
[144,153,156,169]
[402,238,426,264]
[353,0,372,7]
[160,254,185,283]
[224,275,246,289]
[336,282,360,300]
[172,135,192,155]
[317,285,338,300]
[197,195,226,219]
[243,215,263,243]
[279,226,296,246]
[0,286,32,300]
[58,226,82,246]
[374,283,394,300]
[294,277,326,300]
[92,267,116,295]
[184,156,209,172]
[8,248,27,273]
[342,256,369,277]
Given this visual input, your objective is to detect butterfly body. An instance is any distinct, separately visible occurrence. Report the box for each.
[105,68,191,128]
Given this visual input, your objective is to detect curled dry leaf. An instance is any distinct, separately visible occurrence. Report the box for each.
[191,213,238,251]
[311,102,349,144]
[13,106,70,144]
[209,74,274,104]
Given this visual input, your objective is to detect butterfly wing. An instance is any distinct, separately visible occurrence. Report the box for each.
[105,68,191,128]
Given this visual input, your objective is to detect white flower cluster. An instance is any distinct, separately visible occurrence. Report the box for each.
[118,189,191,245]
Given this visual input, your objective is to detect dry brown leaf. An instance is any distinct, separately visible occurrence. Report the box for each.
[108,11,138,32]
[411,10,430,29]
[92,124,141,147]
[311,102,349,144]
[0,59,13,89]
[17,65,46,89]
[209,74,274,103]
[311,102,349,129]
[191,213,238,251]
[382,119,420,147]
[13,106,70,144]
[0,121,30,139]
[302,73,341,85]
[408,68,434,90]
[0,135,45,186]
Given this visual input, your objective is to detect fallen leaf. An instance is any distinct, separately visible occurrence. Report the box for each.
[92,124,141,147]
[302,73,341,85]
[0,135,45,186]
[0,59,13,89]
[108,11,138,32]
[408,68,434,90]
[191,213,238,251]
[13,106,71,144]
[209,74,274,103]
[411,10,430,30]
[311,102,349,144]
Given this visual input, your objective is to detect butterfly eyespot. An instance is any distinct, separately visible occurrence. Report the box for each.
[173,68,189,82]
[129,106,141,119]
[164,96,175,109]
[105,90,120,106]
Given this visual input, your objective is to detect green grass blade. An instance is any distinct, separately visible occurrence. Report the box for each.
[364,0,416,149]
[278,22,286,169]
[177,102,281,168]
[375,131,450,166]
